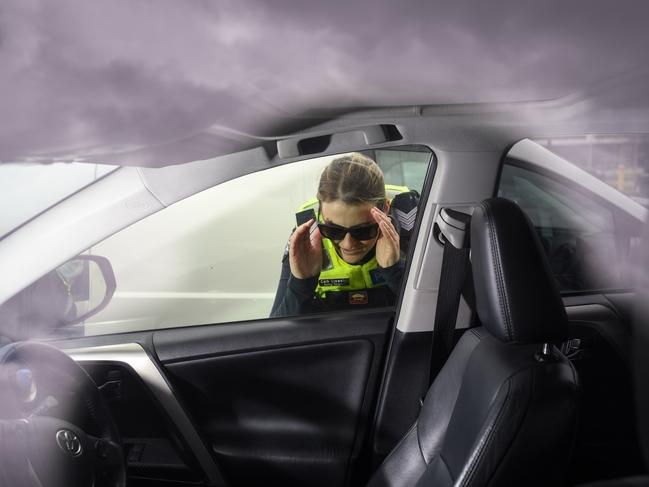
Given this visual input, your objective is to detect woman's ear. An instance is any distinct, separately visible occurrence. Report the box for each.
[384,199,391,213]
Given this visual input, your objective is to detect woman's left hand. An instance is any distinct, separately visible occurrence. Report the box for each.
[371,207,401,268]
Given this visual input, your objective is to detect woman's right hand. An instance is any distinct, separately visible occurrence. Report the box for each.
[289,218,322,279]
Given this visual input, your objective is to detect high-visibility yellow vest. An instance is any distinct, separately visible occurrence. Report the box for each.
[297,185,409,299]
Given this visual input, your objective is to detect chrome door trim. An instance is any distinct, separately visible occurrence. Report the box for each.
[66,342,225,486]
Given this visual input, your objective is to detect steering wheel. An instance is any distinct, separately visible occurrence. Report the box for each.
[0,342,125,487]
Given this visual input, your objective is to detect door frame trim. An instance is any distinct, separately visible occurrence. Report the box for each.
[66,342,225,486]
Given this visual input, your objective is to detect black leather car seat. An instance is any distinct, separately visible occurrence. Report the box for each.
[367,198,580,487]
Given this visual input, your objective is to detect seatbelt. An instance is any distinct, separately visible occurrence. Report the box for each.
[427,208,473,387]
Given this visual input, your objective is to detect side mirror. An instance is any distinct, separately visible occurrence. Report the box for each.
[0,255,116,340]
[56,255,116,326]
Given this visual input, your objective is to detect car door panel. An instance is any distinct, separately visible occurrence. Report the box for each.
[77,360,208,486]
[55,310,392,487]
[63,341,226,487]
[153,311,391,487]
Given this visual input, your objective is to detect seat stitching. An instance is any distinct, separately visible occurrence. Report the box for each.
[482,368,536,485]
[413,421,428,465]
[484,202,513,341]
[469,328,482,339]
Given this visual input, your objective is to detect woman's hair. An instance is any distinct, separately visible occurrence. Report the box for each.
[317,153,386,208]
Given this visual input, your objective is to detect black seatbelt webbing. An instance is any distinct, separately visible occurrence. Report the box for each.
[428,241,471,387]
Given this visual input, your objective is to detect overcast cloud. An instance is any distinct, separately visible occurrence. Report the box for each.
[1,0,648,163]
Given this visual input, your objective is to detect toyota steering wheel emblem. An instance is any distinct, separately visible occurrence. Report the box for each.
[56,430,82,457]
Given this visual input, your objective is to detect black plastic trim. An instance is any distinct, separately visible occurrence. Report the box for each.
[154,309,392,364]
[370,329,433,465]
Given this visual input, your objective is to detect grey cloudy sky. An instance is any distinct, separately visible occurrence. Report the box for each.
[1,0,648,163]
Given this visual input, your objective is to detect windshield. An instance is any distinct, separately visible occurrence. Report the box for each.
[0,162,117,239]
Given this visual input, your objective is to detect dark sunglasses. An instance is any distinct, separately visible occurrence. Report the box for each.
[317,221,379,241]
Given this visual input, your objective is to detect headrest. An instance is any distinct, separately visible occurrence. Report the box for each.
[471,198,568,344]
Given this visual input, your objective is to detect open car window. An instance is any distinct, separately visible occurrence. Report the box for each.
[33,146,433,337]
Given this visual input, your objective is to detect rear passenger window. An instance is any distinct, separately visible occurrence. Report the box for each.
[498,163,641,292]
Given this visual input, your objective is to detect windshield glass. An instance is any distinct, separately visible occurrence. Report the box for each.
[0,162,117,239]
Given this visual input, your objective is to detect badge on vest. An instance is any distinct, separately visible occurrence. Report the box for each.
[349,291,369,305]
[319,278,350,287]
[369,268,386,285]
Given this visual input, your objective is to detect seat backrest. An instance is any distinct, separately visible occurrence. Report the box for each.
[367,198,579,487]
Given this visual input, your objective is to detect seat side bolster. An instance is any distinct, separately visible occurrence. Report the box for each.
[456,355,579,487]
[365,422,427,487]
[455,374,526,487]
[484,356,580,487]
[418,328,483,463]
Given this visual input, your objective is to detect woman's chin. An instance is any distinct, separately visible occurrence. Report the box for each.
[340,249,367,264]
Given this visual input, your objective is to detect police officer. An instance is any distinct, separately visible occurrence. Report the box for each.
[270,153,414,317]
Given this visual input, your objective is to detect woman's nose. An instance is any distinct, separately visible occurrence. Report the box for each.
[340,233,359,248]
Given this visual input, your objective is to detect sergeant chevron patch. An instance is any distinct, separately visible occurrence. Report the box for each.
[393,208,417,231]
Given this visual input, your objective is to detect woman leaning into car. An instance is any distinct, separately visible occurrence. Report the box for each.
[270,153,406,318]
